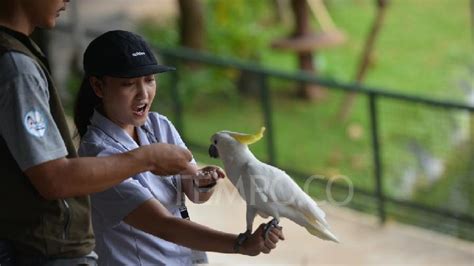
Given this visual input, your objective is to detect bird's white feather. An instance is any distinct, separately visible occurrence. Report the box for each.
[211,131,339,242]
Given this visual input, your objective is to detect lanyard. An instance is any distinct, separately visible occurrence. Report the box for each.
[90,123,190,220]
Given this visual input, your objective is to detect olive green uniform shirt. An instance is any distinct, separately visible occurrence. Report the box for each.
[0,26,94,258]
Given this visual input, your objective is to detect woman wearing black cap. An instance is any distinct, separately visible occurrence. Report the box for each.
[74,30,284,265]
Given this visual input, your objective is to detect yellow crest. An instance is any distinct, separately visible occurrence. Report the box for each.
[230,127,266,145]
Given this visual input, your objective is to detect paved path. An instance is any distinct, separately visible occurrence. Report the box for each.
[187,179,474,265]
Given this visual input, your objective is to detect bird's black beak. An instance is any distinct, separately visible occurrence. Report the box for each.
[209,144,219,158]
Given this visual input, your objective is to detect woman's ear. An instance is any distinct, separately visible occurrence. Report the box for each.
[89,76,104,98]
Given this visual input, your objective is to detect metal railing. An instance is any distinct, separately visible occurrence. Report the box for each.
[53,24,473,238]
[154,45,474,231]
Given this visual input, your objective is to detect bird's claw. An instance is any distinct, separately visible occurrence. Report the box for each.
[244,229,252,238]
[262,218,279,240]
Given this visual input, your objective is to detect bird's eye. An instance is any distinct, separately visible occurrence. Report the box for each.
[214,140,217,145]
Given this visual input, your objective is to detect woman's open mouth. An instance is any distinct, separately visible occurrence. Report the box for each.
[133,103,148,117]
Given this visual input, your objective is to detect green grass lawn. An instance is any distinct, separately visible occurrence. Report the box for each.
[140,0,473,239]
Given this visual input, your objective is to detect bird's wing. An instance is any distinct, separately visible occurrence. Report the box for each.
[244,161,329,227]
[243,161,338,242]
[241,161,270,203]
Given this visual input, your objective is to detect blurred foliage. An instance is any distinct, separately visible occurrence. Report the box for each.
[135,0,474,240]
[141,0,284,58]
[159,65,238,106]
[141,0,288,104]
[205,0,278,59]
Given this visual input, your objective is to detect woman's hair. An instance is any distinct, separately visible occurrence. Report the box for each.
[73,75,102,138]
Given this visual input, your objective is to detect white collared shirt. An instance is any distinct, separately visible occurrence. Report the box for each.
[79,110,207,266]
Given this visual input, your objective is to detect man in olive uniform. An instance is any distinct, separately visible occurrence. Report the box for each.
[0,0,196,264]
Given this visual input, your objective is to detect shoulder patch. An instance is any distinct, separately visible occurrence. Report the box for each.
[24,110,47,137]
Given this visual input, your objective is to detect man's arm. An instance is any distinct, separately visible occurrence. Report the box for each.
[25,143,197,200]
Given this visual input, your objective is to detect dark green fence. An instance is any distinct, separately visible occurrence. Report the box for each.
[54,24,473,240]
[156,46,474,239]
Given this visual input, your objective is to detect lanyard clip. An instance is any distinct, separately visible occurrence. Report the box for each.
[179,206,190,220]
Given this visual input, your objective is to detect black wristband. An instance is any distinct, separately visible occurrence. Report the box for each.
[233,233,248,253]
[193,179,217,193]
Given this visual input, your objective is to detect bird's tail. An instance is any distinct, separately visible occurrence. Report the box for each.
[298,194,329,227]
[305,221,340,243]
[300,201,339,243]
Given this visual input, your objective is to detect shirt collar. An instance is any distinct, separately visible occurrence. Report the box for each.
[0,26,30,44]
[136,125,151,146]
[90,109,140,150]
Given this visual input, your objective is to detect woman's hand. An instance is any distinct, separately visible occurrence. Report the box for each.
[193,165,226,189]
[240,223,285,256]
[182,165,225,203]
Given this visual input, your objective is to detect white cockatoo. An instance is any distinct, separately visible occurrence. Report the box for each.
[209,127,339,242]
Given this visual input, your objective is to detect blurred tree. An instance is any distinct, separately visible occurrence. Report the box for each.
[336,0,389,121]
[292,0,326,100]
[271,0,345,100]
[178,0,205,51]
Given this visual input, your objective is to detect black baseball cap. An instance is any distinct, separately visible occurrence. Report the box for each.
[83,30,175,78]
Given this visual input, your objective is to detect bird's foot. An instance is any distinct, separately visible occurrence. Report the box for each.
[244,229,251,237]
[262,218,280,239]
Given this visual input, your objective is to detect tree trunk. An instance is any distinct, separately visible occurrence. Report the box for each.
[336,0,389,121]
[291,0,325,100]
[178,0,205,51]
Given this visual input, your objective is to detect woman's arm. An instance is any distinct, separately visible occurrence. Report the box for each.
[123,198,284,256]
